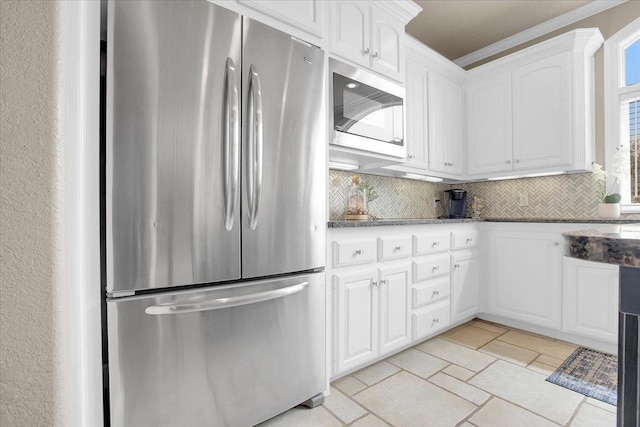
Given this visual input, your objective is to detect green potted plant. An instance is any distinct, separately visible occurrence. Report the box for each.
[592,148,629,219]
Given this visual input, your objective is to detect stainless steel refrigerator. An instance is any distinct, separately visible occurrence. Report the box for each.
[105,1,326,426]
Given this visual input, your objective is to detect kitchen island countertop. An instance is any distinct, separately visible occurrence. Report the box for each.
[328,217,640,228]
[562,223,640,268]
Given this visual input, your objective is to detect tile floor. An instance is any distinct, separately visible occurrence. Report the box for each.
[259,319,616,427]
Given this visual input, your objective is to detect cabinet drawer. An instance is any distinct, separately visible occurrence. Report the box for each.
[412,277,450,309]
[413,234,450,256]
[413,256,450,282]
[333,240,377,268]
[451,231,479,250]
[412,300,450,340]
[378,237,412,261]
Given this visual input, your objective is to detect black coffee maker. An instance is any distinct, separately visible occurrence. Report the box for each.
[444,189,467,218]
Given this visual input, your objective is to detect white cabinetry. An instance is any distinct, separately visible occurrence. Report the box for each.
[428,73,464,176]
[451,251,480,324]
[512,52,571,170]
[487,230,563,329]
[379,264,412,354]
[466,28,603,178]
[466,74,512,175]
[402,52,429,170]
[238,0,324,39]
[562,257,619,343]
[329,1,420,82]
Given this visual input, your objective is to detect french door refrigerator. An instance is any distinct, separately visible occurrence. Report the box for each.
[105,1,326,426]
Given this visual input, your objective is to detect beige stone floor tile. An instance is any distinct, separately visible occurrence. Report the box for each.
[353,370,477,427]
[332,375,367,396]
[527,361,557,376]
[352,361,401,386]
[386,348,449,378]
[442,364,475,381]
[428,372,490,405]
[350,413,390,427]
[479,340,538,367]
[570,402,616,426]
[323,386,367,424]
[586,397,616,413]
[497,330,578,360]
[458,423,476,427]
[258,406,342,427]
[415,338,496,372]
[469,360,584,425]
[441,325,503,349]
[468,319,508,334]
[468,397,558,427]
[536,354,565,368]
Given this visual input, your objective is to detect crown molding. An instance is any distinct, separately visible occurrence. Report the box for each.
[375,0,422,25]
[454,0,626,68]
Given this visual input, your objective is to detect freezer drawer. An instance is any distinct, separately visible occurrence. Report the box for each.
[107,273,325,427]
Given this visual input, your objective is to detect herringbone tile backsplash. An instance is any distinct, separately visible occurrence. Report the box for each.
[328,170,640,221]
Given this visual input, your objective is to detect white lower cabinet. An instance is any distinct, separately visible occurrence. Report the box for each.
[379,265,411,354]
[335,269,378,372]
[562,257,619,343]
[451,251,480,324]
[413,300,450,340]
[487,230,563,329]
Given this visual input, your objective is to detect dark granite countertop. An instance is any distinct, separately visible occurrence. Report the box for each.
[327,218,480,228]
[328,217,639,228]
[563,224,640,267]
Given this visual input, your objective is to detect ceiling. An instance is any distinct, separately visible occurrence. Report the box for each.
[405,1,592,64]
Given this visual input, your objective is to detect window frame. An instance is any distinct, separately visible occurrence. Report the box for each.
[604,16,640,213]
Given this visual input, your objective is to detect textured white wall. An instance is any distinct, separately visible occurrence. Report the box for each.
[1,1,63,425]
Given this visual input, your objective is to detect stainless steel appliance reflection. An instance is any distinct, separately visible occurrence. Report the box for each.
[105,1,326,425]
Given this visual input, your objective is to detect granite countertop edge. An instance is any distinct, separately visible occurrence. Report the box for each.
[562,224,640,268]
[327,218,640,228]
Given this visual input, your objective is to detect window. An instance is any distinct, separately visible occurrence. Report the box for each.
[605,17,640,211]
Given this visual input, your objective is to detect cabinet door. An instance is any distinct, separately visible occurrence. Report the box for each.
[562,257,619,343]
[404,56,428,169]
[329,1,369,68]
[467,74,513,175]
[512,52,571,170]
[238,0,324,38]
[427,73,448,173]
[370,7,403,80]
[379,265,411,354]
[451,252,480,323]
[335,270,378,373]
[428,74,463,175]
[488,231,562,329]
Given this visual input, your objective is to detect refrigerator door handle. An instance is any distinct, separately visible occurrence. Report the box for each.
[224,58,240,231]
[144,281,309,315]
[247,64,263,231]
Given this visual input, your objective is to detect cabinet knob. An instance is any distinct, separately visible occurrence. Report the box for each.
[515,159,520,163]
[432,290,440,297]
[408,154,415,159]
[432,266,440,272]
[371,280,378,287]
[394,245,402,251]
[373,51,379,58]
[505,160,511,164]
[432,318,440,325]
[354,249,362,255]
[432,242,439,247]
[552,242,559,246]
[454,263,460,268]
[363,47,371,56]
[380,279,387,285]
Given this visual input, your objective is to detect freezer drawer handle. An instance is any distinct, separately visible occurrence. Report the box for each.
[144,281,309,315]
[223,58,240,231]
[246,64,263,231]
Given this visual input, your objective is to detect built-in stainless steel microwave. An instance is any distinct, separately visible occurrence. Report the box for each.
[329,59,405,158]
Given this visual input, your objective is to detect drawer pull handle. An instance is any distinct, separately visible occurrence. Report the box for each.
[432,266,440,272]
[380,279,387,285]
[466,238,473,243]
[432,242,439,247]
[432,290,440,297]
[371,280,378,287]
[354,249,362,255]
[432,318,440,325]
[394,245,402,251]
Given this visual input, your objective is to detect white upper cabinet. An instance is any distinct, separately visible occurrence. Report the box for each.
[238,0,324,39]
[467,74,513,175]
[512,52,572,170]
[466,28,603,179]
[428,73,464,176]
[403,54,429,170]
[329,1,420,82]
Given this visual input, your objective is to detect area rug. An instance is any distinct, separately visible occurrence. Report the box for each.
[546,347,617,405]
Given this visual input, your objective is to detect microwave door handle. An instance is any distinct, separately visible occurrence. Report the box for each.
[247,65,263,231]
[144,282,309,315]
[223,58,240,231]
